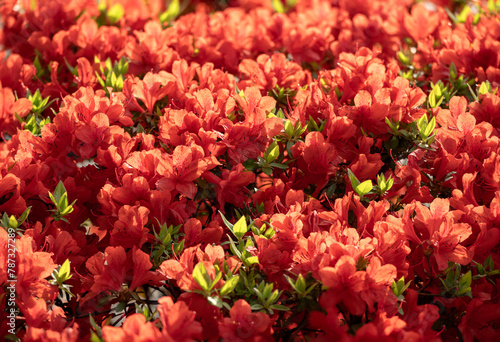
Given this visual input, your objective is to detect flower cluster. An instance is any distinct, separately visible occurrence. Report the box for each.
[1,0,500,341]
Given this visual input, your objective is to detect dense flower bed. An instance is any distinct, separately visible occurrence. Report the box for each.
[1,0,500,341]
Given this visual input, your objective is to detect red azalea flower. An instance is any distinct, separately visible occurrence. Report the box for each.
[129,71,176,113]
[344,89,389,136]
[85,246,158,295]
[360,257,397,312]
[74,113,111,159]
[318,255,367,316]
[459,299,500,342]
[15,235,57,302]
[159,247,197,291]
[218,299,273,342]
[110,205,152,249]
[203,163,256,210]
[238,53,310,92]
[401,289,441,340]
[156,144,208,199]
[409,198,474,270]
[102,314,161,342]
[125,21,179,73]
[0,174,26,215]
[157,296,203,342]
[0,83,32,136]
[403,3,440,42]
[253,235,291,284]
[183,217,223,247]
[178,292,223,340]
[24,323,80,342]
[219,86,281,164]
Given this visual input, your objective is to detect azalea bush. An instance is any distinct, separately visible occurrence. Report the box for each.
[1,0,500,341]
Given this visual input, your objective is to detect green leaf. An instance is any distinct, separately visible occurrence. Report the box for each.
[174,240,184,255]
[8,215,18,229]
[245,256,259,265]
[207,296,223,308]
[308,115,319,131]
[262,167,273,176]
[424,116,436,138]
[263,283,273,299]
[347,169,360,190]
[18,206,31,226]
[250,303,264,311]
[48,192,58,207]
[355,180,373,197]
[445,268,457,288]
[449,62,457,82]
[143,304,150,318]
[264,227,275,239]
[428,90,436,108]
[107,4,124,24]
[459,271,472,292]
[162,232,171,245]
[298,122,308,135]
[377,173,385,186]
[63,57,77,76]
[89,314,100,332]
[115,301,126,313]
[90,332,104,342]
[295,274,306,293]
[385,176,394,191]
[220,275,240,296]
[477,264,486,275]
[270,304,290,311]
[58,259,72,282]
[233,216,248,240]
[110,72,118,88]
[272,0,285,13]
[209,271,223,291]
[2,212,9,228]
[266,142,279,164]
[253,287,264,301]
[485,255,495,270]
[58,192,69,211]
[159,0,180,23]
[193,262,211,292]
[59,204,75,216]
[269,162,289,170]
[401,279,411,294]
[457,5,471,23]
[219,211,234,230]
[478,81,491,95]
[488,0,496,13]
[266,289,280,305]
[227,235,242,259]
[54,181,66,204]
[34,55,43,77]
[417,114,428,132]
[397,51,410,65]
[396,276,405,291]
[115,75,123,90]
[391,279,398,295]
[25,115,37,134]
[136,122,145,134]
[95,72,106,89]
[284,274,298,292]
[284,120,294,138]
[121,59,129,74]
[467,83,479,102]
